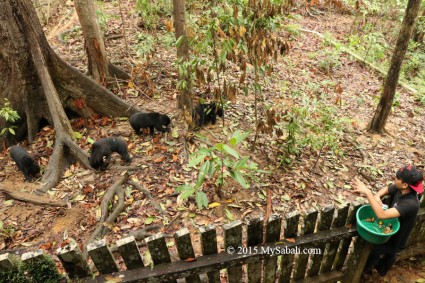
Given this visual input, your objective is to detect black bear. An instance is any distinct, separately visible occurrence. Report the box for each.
[129,112,171,136]
[10,146,40,181]
[89,138,132,171]
[192,102,224,128]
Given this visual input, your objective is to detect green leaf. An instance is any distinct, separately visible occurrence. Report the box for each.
[188,154,207,167]
[73,131,83,139]
[145,217,155,225]
[87,137,95,144]
[222,144,239,158]
[230,170,249,189]
[234,157,249,169]
[195,191,209,209]
[229,130,250,146]
[8,128,15,135]
[181,187,196,199]
[175,185,193,192]
[225,209,235,221]
[195,160,210,188]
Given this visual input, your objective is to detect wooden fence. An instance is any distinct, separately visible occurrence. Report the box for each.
[1,198,425,283]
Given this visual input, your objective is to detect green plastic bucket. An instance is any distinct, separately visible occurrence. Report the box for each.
[356,205,400,244]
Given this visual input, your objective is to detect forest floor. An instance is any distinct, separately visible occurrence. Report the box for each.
[1,1,425,282]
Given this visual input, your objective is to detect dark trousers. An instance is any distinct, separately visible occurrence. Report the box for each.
[364,244,397,276]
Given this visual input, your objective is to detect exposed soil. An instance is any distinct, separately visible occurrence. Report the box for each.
[1,1,424,282]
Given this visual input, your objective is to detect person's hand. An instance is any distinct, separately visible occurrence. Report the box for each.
[350,177,371,195]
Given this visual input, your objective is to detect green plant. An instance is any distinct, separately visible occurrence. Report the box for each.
[136,0,172,30]
[134,32,157,58]
[95,2,115,31]
[318,49,341,75]
[276,93,349,166]
[0,253,62,283]
[0,99,20,137]
[176,130,268,209]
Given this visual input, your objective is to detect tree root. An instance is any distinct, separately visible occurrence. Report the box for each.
[0,186,67,207]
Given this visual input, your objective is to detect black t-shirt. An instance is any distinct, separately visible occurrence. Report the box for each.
[385,184,420,250]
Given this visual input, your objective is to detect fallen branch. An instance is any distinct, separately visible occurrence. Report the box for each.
[0,186,67,207]
[299,28,418,94]
[128,180,167,216]
[84,173,129,258]
[100,173,129,222]
[128,224,163,240]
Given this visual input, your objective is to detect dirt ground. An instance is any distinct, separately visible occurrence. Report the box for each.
[1,1,425,282]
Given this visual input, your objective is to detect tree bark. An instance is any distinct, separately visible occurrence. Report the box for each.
[173,0,194,128]
[0,0,140,192]
[74,0,130,83]
[368,0,422,133]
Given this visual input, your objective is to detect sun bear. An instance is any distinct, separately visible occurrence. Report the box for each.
[192,102,223,128]
[129,112,171,136]
[10,146,40,181]
[89,138,132,171]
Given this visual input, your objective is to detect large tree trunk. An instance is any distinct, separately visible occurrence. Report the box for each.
[368,0,422,133]
[0,0,140,192]
[74,0,130,83]
[173,0,194,128]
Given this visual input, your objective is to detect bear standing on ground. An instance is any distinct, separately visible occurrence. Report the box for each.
[10,146,40,181]
[192,102,223,128]
[89,138,132,171]
[129,112,171,136]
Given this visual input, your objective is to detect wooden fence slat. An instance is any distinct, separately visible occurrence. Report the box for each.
[292,208,318,280]
[278,211,300,283]
[57,242,91,278]
[87,239,119,274]
[200,224,220,283]
[86,226,357,283]
[342,237,373,283]
[0,253,19,272]
[320,204,349,273]
[264,215,282,283]
[306,205,334,277]
[247,217,264,283]
[146,233,172,265]
[116,236,144,270]
[174,228,201,283]
[333,203,361,270]
[224,220,243,283]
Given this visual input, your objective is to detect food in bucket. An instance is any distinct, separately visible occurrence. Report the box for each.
[362,217,394,234]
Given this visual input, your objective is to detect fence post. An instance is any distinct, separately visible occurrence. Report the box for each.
[247,217,264,283]
[57,242,91,278]
[307,205,334,277]
[174,228,201,283]
[292,208,318,280]
[342,237,373,283]
[264,215,282,283]
[320,204,349,273]
[116,236,144,269]
[87,239,119,274]
[278,211,300,283]
[224,220,243,283]
[200,224,220,283]
[0,253,19,272]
